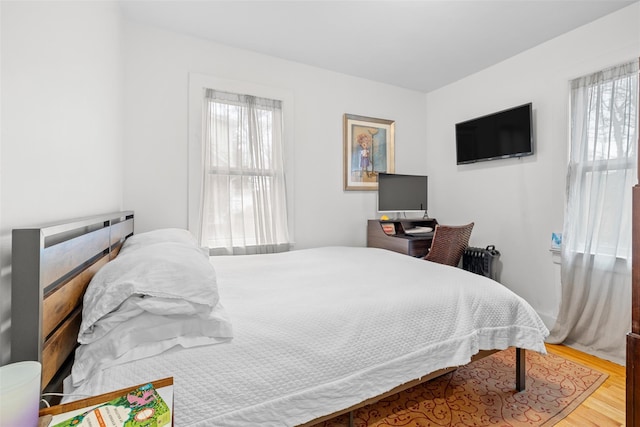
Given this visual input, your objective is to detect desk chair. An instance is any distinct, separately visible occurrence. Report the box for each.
[424,222,474,266]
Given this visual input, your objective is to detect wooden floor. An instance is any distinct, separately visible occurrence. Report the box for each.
[547,344,626,426]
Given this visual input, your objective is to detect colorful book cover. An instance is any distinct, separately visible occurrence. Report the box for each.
[52,383,171,427]
[382,224,395,235]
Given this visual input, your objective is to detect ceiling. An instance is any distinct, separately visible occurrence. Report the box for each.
[119,0,638,93]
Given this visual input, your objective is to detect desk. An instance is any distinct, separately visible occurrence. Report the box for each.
[367,218,438,257]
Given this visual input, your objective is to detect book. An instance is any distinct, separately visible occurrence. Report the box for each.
[382,223,395,235]
[51,383,171,427]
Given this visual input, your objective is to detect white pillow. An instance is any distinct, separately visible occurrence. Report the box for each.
[79,294,215,344]
[119,228,198,255]
[80,241,218,340]
[72,302,233,387]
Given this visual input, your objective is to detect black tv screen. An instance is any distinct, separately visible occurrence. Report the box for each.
[455,103,533,164]
[377,173,428,213]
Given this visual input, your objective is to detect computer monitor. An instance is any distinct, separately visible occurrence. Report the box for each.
[377,173,428,213]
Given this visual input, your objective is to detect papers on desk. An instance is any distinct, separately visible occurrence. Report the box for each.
[404,226,433,236]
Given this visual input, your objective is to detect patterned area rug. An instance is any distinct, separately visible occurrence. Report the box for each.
[314,347,608,427]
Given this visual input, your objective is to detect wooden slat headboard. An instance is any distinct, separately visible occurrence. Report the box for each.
[10,211,134,395]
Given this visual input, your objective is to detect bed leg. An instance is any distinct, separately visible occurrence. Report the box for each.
[516,347,526,391]
[348,411,354,427]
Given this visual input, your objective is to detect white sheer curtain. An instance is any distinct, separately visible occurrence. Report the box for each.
[199,89,290,255]
[548,61,638,364]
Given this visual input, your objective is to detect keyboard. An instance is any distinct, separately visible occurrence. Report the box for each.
[404,226,433,235]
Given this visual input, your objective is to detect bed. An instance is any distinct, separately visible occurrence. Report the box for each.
[11,211,549,426]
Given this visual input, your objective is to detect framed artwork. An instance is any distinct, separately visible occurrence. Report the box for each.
[343,114,395,191]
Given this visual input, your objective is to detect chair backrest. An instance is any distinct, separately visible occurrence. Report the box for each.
[424,222,474,266]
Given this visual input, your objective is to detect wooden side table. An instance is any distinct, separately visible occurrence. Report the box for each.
[38,377,173,427]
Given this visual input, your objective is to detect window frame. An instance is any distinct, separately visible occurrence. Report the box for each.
[567,65,638,260]
[188,73,295,246]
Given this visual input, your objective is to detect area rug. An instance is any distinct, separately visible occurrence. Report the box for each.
[313,347,608,427]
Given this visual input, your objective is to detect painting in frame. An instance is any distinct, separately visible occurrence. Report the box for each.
[343,114,395,191]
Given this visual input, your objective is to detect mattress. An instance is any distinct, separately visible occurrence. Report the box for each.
[64,246,549,426]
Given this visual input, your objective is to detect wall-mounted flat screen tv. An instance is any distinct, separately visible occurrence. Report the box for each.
[455,103,533,165]
[377,173,428,213]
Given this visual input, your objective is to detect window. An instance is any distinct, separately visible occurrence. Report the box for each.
[548,61,638,362]
[566,61,638,259]
[199,89,290,255]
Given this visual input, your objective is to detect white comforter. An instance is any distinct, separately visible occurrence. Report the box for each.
[65,246,548,426]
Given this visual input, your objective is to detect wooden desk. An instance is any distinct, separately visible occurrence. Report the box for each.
[367,218,438,257]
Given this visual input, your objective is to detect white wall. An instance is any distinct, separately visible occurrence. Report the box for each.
[121,20,428,248]
[0,1,124,364]
[0,0,3,368]
[425,3,640,328]
[2,1,636,365]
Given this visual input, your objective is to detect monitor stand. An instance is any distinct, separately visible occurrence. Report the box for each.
[387,212,430,220]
